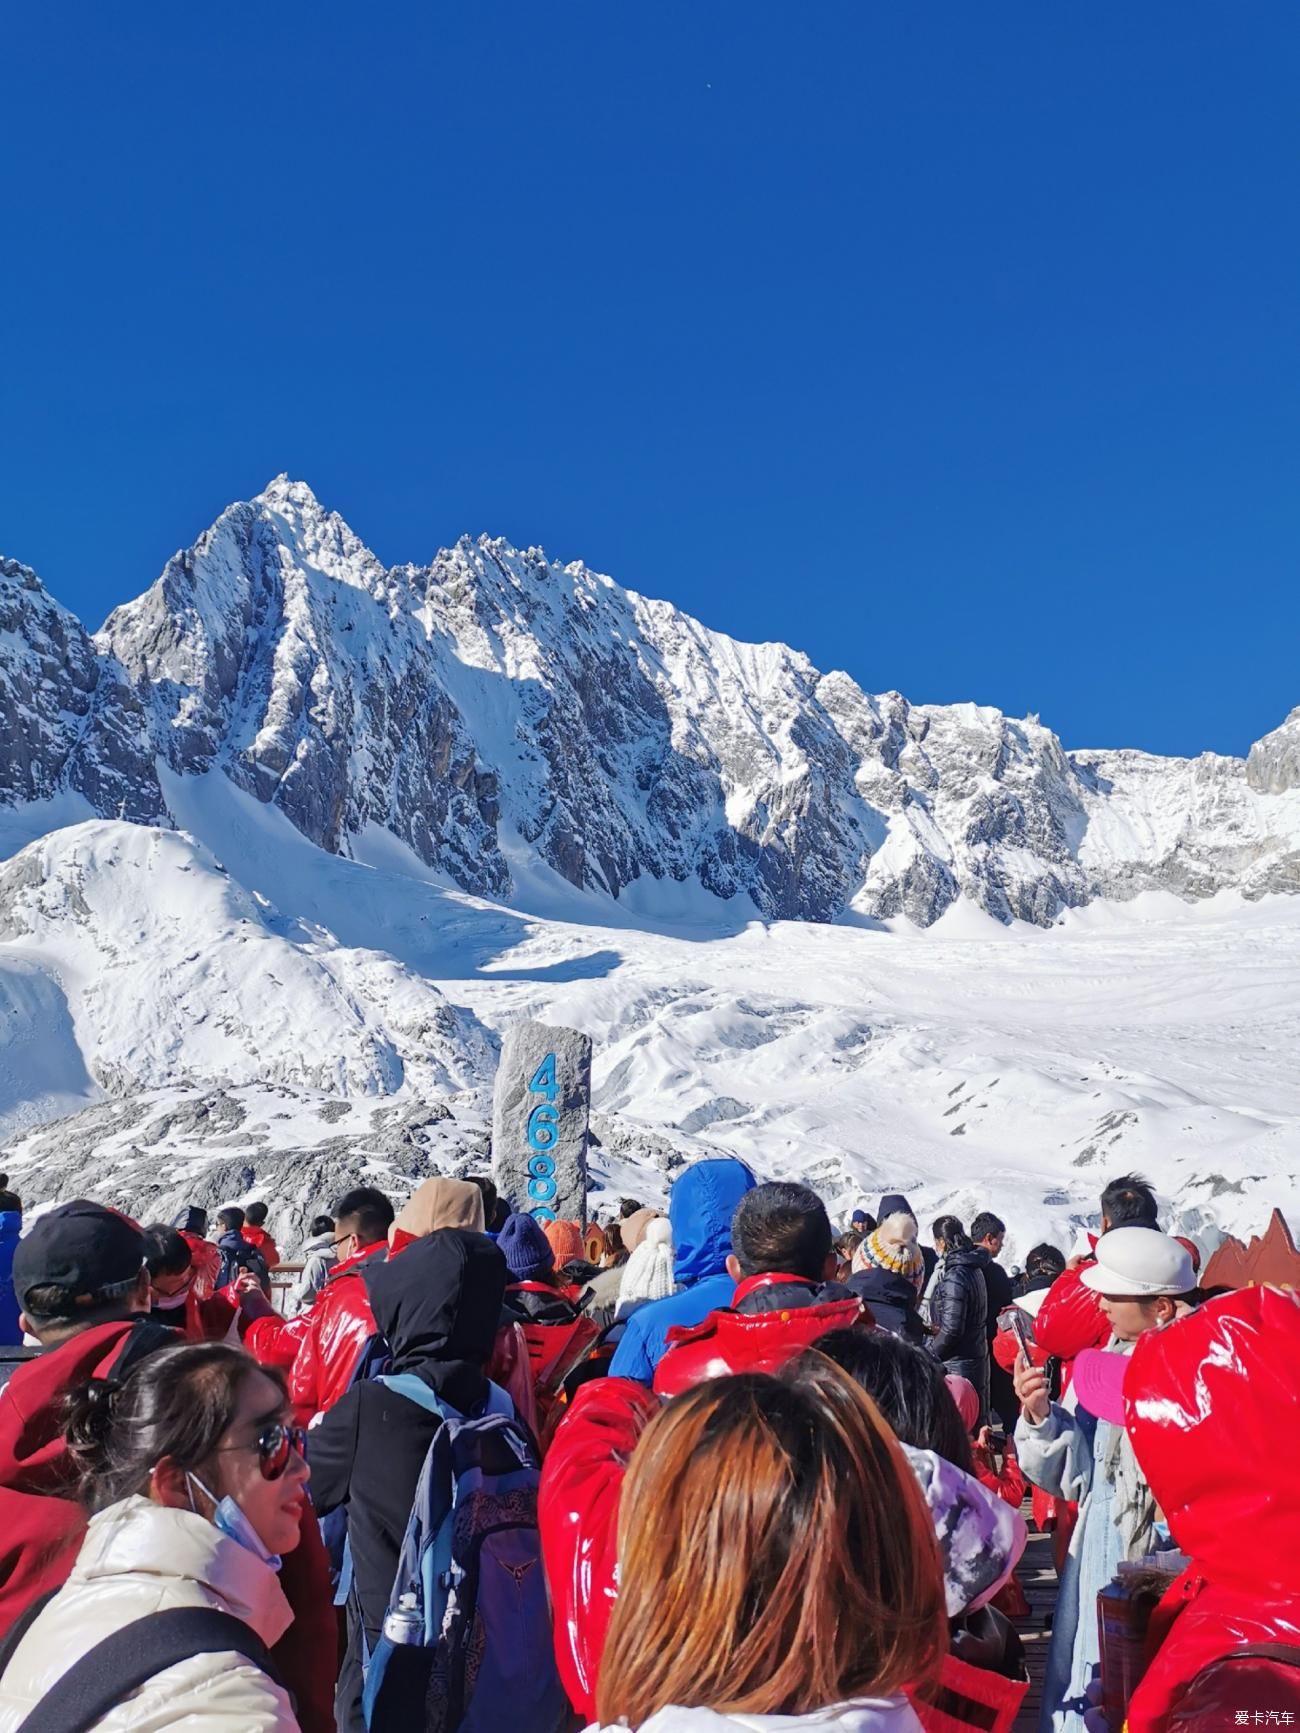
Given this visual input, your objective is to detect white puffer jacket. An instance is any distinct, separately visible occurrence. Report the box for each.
[583,1698,924,1732]
[0,1495,299,1732]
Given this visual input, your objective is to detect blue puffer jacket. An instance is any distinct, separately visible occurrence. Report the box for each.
[607,1158,755,1384]
[0,1211,22,1345]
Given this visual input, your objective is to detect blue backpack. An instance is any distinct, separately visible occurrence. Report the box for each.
[360,1372,567,1733]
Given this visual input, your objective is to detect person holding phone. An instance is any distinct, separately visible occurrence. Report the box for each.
[1013,1228,1197,1733]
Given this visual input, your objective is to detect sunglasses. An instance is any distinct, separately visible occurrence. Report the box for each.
[219,1420,307,1481]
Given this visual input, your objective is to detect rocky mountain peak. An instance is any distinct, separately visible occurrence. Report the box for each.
[2,483,1298,928]
[1,555,47,596]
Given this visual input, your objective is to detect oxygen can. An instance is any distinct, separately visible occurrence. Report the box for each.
[382,1591,423,1646]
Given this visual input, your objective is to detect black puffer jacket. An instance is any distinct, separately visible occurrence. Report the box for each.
[927,1247,990,1408]
[846,1266,929,1346]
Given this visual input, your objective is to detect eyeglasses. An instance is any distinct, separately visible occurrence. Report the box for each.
[219,1420,307,1481]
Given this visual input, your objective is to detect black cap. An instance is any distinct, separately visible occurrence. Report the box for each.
[12,1200,146,1311]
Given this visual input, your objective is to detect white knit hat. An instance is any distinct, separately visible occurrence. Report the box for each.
[618,1216,676,1308]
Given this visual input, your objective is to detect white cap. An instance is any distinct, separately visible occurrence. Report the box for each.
[1079,1226,1195,1298]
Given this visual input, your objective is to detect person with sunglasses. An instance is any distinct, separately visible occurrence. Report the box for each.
[0,1341,310,1730]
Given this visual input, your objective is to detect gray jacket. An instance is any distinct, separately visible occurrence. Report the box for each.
[290,1232,338,1315]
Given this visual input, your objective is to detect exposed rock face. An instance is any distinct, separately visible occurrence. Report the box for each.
[0,557,159,820]
[99,480,507,896]
[2,477,1299,930]
[0,557,97,805]
[1248,709,1300,795]
[0,1085,493,1257]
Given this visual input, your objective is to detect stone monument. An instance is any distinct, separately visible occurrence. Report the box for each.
[492,1019,591,1226]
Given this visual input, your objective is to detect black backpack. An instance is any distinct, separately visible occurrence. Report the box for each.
[0,1593,286,1733]
[217,1235,269,1291]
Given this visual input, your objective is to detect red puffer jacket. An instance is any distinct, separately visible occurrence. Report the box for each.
[179,1231,222,1300]
[1127,1286,1300,1733]
[287,1240,387,1424]
[537,1376,661,1720]
[0,1321,154,1631]
[652,1273,865,1397]
[242,1223,280,1270]
[244,1307,311,1369]
[1031,1252,1108,1365]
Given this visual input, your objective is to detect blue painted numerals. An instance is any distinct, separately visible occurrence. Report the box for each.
[525,1053,560,1222]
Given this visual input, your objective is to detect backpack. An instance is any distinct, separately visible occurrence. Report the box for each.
[360,1372,567,1733]
[509,1299,600,1443]
[216,1235,268,1291]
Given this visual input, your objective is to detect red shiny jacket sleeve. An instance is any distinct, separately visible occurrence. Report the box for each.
[181,1234,222,1301]
[245,1310,310,1369]
[1032,1265,1109,1361]
[538,1376,661,1722]
[288,1273,375,1425]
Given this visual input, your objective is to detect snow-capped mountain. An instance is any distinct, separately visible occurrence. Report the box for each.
[7,475,1299,930]
[2,478,1299,1253]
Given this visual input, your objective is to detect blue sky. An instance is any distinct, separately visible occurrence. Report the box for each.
[2,3,1297,756]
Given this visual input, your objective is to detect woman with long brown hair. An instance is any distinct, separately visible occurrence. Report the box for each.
[586,1356,947,1732]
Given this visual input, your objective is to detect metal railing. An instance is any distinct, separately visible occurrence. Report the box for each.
[268,1263,305,1316]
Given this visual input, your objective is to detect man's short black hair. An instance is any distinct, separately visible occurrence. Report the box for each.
[142,1224,192,1279]
[730,1182,832,1281]
[309,1214,335,1238]
[468,1176,509,1233]
[469,1176,497,1213]
[970,1211,1006,1244]
[216,1206,245,1233]
[245,1201,269,1228]
[332,1187,395,1246]
[1025,1242,1066,1281]
[1100,1174,1159,1228]
[619,1198,644,1220]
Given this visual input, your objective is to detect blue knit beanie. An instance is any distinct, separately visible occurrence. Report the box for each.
[498,1212,555,1283]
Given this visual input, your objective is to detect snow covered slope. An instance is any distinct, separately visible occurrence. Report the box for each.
[2,480,1299,1253]
[0,776,1298,1260]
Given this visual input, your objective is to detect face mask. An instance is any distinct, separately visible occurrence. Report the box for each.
[186,1471,281,1572]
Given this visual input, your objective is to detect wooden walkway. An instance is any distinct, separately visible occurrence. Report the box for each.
[1011,1518,1058,1733]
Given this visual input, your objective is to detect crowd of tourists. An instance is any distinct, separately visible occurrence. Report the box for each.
[0,1163,1293,1733]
